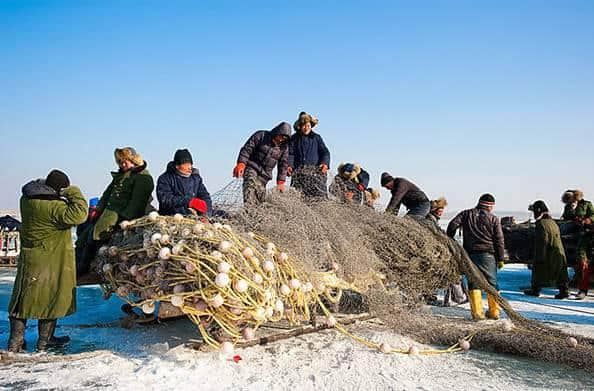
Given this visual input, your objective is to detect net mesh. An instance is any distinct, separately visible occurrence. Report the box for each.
[95,178,594,370]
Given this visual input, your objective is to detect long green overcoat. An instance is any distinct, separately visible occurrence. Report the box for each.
[532,217,568,289]
[9,182,87,319]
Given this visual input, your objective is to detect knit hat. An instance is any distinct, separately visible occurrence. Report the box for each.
[430,197,448,212]
[114,147,143,166]
[174,149,193,165]
[293,111,319,132]
[478,193,495,208]
[45,169,70,193]
[528,200,548,216]
[380,172,394,187]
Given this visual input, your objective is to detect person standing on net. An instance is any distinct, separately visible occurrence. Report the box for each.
[287,111,330,199]
[447,194,505,320]
[233,122,292,205]
[380,172,430,217]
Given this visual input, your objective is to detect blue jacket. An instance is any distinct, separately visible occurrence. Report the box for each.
[288,131,330,170]
[157,162,212,216]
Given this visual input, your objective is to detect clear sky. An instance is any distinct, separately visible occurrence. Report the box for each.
[1,1,593,215]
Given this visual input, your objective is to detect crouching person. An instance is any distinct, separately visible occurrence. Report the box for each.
[233,122,291,205]
[447,194,505,320]
[330,163,370,204]
[381,172,430,217]
[157,149,212,217]
[76,147,154,277]
[8,170,87,352]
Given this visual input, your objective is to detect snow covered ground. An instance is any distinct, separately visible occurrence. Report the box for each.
[0,264,593,391]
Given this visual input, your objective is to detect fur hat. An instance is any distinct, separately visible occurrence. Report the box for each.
[380,172,394,187]
[528,200,549,215]
[293,111,319,132]
[430,197,448,212]
[574,189,584,201]
[114,147,143,166]
[365,188,381,202]
[338,163,361,181]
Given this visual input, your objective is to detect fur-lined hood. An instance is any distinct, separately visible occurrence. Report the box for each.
[114,147,144,167]
[337,163,361,182]
[293,111,319,132]
[562,189,584,203]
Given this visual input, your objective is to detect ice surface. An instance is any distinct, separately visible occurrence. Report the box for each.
[0,265,592,390]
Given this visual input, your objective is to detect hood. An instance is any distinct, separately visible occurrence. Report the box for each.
[22,179,61,200]
[338,163,361,181]
[166,161,200,176]
[270,122,292,138]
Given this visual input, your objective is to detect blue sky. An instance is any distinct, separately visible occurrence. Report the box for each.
[1,1,593,215]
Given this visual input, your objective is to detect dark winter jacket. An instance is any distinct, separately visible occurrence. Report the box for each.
[157,162,212,216]
[288,131,330,170]
[237,123,291,183]
[447,207,506,261]
[385,177,429,215]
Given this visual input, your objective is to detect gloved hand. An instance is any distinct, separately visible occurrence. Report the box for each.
[357,184,365,192]
[497,260,505,270]
[88,209,101,223]
[345,191,354,202]
[233,163,246,178]
[319,164,328,174]
[287,166,293,176]
[189,198,208,214]
[583,217,592,226]
[276,181,286,192]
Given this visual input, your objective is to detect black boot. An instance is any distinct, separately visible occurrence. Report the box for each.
[8,317,27,353]
[37,319,55,351]
[48,320,70,346]
[555,286,569,300]
[523,288,541,297]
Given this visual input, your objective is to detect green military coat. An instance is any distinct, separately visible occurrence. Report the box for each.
[9,183,87,319]
[562,199,594,221]
[532,217,568,289]
[92,162,154,241]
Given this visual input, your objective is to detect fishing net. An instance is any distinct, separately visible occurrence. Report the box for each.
[94,178,594,371]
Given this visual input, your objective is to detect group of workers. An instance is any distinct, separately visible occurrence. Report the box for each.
[6,111,593,353]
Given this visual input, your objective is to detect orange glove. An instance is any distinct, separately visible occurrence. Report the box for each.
[345,191,354,201]
[320,164,328,174]
[233,162,246,177]
[277,180,286,192]
[287,166,293,176]
[584,217,592,226]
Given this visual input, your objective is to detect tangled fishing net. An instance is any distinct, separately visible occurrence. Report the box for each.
[94,179,594,370]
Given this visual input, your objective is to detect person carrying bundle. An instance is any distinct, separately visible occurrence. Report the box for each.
[381,173,430,217]
[287,111,331,198]
[8,170,87,352]
[524,200,569,299]
[76,147,154,277]
[330,163,370,204]
[233,122,292,205]
[560,189,593,300]
[447,194,505,320]
[157,149,212,217]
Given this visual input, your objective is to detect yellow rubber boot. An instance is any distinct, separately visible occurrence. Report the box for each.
[486,294,500,320]
[469,290,486,321]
